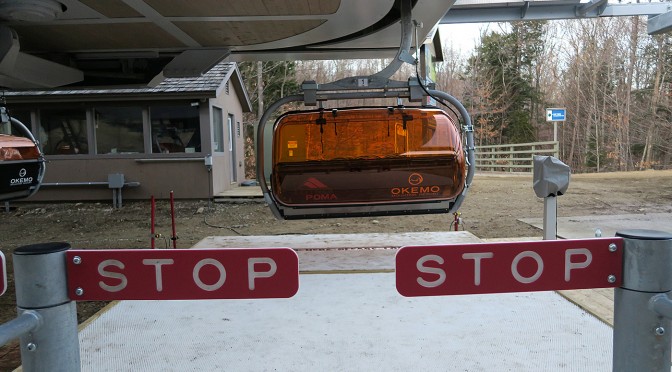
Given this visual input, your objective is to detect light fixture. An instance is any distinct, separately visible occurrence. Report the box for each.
[0,0,65,22]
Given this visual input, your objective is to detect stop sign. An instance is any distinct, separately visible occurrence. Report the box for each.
[396,238,623,297]
[66,248,299,301]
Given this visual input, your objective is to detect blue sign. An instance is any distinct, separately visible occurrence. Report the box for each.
[546,108,566,122]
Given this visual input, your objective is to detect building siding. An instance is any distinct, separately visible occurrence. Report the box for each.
[4,62,251,202]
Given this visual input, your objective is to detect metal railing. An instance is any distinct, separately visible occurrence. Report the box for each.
[475,141,559,172]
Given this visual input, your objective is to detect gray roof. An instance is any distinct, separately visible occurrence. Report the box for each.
[4,61,253,112]
[5,62,235,97]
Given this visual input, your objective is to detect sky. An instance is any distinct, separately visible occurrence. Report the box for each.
[439,22,515,56]
[439,23,485,54]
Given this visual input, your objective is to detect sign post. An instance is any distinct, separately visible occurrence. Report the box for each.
[546,108,566,155]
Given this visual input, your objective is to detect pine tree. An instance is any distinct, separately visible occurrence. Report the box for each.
[465,21,546,145]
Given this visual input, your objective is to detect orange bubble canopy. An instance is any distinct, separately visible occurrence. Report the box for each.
[271,107,466,208]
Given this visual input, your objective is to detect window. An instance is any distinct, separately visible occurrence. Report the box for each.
[94,107,144,154]
[213,107,224,152]
[225,81,230,95]
[150,105,200,153]
[39,108,89,155]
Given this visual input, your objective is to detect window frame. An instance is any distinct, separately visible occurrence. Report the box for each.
[13,101,209,159]
[92,106,146,155]
[148,103,202,155]
[38,107,90,156]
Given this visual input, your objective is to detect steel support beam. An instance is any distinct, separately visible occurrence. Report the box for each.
[648,10,672,35]
[575,0,608,17]
[441,3,671,24]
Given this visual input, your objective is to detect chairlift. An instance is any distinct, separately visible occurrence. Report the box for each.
[258,88,475,220]
[256,0,475,219]
[270,105,465,211]
[0,106,46,202]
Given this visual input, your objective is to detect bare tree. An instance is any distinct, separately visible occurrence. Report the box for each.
[244,16,672,172]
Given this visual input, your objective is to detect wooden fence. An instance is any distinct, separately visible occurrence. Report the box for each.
[475,141,559,172]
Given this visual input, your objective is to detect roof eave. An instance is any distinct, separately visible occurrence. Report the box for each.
[4,91,218,104]
[218,64,252,113]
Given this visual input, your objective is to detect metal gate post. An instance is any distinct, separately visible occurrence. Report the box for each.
[613,229,672,372]
[13,242,80,372]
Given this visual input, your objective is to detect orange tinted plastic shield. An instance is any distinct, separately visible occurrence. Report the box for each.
[271,107,466,207]
[0,134,40,160]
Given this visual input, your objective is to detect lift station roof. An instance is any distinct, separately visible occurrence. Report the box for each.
[0,0,669,88]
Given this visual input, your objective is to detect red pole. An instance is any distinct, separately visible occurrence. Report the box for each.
[170,191,177,249]
[150,195,156,249]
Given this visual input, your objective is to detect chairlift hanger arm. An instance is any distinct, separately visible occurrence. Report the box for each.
[302,0,417,102]
[302,79,426,106]
[428,89,475,212]
[256,94,303,219]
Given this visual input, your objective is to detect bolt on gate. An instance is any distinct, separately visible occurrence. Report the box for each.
[1,231,672,371]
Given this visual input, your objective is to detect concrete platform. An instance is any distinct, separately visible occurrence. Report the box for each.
[78,273,613,371]
[194,232,480,272]
[73,232,616,371]
[519,212,672,239]
[215,185,263,200]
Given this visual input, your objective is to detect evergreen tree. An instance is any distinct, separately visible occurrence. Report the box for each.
[465,21,546,144]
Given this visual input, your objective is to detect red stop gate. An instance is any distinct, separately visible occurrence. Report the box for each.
[396,238,623,297]
[66,248,299,301]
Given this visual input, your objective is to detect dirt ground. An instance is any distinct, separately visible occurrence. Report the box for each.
[1,170,672,370]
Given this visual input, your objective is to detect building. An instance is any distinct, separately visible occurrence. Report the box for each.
[4,62,252,202]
